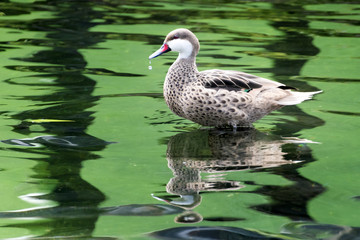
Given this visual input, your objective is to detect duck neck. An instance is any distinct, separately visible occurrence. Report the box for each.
[170,56,198,79]
[164,56,198,118]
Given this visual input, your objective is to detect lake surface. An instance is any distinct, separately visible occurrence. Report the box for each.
[0,0,359,239]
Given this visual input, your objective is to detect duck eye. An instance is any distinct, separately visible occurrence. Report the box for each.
[173,34,179,40]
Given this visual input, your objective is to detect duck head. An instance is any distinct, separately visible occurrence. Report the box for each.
[149,28,200,60]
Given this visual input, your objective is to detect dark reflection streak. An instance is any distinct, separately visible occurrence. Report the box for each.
[99,92,163,99]
[2,0,108,238]
[322,110,360,116]
[260,3,325,136]
[150,226,285,240]
[293,76,360,83]
[248,3,325,221]
[252,164,324,221]
[3,66,145,77]
[5,93,163,107]
[0,204,184,219]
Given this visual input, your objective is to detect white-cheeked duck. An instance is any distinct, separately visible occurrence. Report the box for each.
[149,28,322,129]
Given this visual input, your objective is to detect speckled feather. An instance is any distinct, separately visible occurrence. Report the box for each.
[150,28,322,128]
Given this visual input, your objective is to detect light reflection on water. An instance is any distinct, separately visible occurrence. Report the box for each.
[0,0,359,239]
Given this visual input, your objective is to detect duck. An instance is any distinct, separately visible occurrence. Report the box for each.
[149,28,322,129]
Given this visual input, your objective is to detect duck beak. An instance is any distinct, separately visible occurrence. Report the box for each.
[149,43,171,59]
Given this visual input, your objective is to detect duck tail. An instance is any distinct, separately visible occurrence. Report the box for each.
[276,90,322,105]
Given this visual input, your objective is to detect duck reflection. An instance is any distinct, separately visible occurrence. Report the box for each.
[153,128,316,223]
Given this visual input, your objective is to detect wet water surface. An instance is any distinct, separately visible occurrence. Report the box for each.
[0,0,359,239]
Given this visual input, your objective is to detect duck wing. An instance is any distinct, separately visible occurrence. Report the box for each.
[200,69,264,91]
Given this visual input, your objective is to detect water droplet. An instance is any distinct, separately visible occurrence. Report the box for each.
[148,65,152,70]
[148,60,152,70]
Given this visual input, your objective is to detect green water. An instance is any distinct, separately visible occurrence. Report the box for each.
[0,0,359,239]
